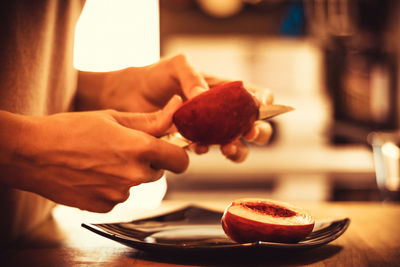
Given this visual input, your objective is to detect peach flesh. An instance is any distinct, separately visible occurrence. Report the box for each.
[241,202,297,218]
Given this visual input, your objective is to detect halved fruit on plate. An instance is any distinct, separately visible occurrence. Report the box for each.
[221,198,315,243]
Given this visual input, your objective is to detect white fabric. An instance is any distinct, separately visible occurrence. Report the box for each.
[0,0,84,244]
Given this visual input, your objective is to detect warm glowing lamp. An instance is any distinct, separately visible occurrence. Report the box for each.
[74,0,160,71]
[73,0,166,210]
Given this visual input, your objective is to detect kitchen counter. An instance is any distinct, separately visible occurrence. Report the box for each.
[1,200,399,266]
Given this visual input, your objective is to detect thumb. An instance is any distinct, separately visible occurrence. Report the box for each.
[171,55,209,98]
[113,95,183,136]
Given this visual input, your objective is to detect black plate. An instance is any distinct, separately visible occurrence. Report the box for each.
[82,205,350,253]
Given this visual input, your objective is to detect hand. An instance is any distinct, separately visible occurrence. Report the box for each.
[0,96,188,213]
[77,54,273,163]
[77,54,209,113]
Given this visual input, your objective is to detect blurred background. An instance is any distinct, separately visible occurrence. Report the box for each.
[159,0,400,203]
[68,0,400,220]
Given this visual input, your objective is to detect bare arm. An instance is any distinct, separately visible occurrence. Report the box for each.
[0,97,188,213]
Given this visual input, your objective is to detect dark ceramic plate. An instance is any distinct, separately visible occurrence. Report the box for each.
[82,205,350,253]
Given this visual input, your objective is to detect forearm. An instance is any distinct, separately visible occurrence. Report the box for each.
[0,111,32,164]
[75,70,110,111]
[0,111,39,189]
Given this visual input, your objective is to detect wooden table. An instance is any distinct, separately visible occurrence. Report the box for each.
[1,200,400,266]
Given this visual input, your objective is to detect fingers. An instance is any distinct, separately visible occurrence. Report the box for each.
[188,143,209,154]
[244,84,274,106]
[189,140,248,163]
[105,100,189,180]
[202,74,229,88]
[98,129,189,178]
[171,54,209,98]
[143,138,189,174]
[190,121,272,162]
[243,121,273,144]
[252,88,274,106]
[87,185,131,212]
[112,95,183,137]
[32,165,134,213]
[221,139,249,163]
[83,136,186,187]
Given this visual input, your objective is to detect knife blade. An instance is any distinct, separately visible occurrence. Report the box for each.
[258,104,295,120]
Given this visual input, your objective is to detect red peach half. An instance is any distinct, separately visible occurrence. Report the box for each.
[221,198,315,243]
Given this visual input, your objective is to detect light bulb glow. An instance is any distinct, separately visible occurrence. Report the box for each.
[73,0,160,71]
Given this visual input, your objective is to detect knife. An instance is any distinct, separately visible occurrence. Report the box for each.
[258,104,294,121]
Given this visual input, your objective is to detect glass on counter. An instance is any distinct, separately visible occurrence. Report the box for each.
[368,131,400,201]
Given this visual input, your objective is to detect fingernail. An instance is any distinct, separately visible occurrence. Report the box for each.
[228,145,237,155]
[245,126,258,141]
[196,145,209,154]
[256,90,273,105]
[171,95,183,105]
[192,86,207,97]
[165,95,183,113]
